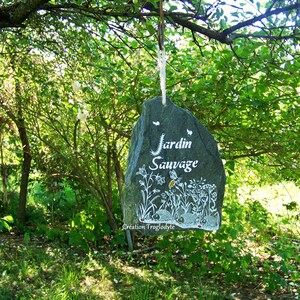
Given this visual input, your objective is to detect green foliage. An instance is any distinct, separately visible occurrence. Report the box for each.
[69,211,97,251]
[68,199,116,250]
[149,163,300,294]
[0,162,299,298]
[0,215,13,232]
[28,180,77,224]
[0,1,299,298]
[1,0,299,233]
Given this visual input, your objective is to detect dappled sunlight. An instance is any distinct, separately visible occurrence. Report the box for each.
[238,181,300,234]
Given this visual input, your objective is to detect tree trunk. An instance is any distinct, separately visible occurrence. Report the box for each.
[0,136,8,207]
[102,198,118,233]
[17,117,31,225]
[112,144,125,197]
[2,107,32,226]
[2,72,32,226]
[1,167,8,207]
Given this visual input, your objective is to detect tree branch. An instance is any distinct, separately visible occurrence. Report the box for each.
[222,3,300,36]
[0,0,299,45]
[0,0,49,28]
[230,33,300,41]
[168,13,230,44]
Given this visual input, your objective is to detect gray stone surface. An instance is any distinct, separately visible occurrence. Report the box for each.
[123,96,225,234]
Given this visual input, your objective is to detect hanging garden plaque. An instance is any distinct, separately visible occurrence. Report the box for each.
[123,97,225,235]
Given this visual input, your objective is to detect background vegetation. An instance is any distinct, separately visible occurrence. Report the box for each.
[0,0,299,298]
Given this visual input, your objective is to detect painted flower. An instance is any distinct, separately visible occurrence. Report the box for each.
[211,192,217,200]
[169,170,178,180]
[155,174,165,185]
[136,165,147,177]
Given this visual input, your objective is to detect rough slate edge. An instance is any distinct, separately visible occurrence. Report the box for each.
[122,96,226,235]
[122,97,169,231]
[122,96,226,234]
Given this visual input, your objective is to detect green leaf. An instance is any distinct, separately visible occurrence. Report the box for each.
[2,220,11,231]
[220,19,227,29]
[169,5,178,12]
[0,216,13,232]
[257,2,261,10]
[146,23,155,36]
[225,160,235,176]
[2,215,13,223]
[130,40,139,48]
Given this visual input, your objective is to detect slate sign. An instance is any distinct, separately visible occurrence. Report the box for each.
[123,97,225,234]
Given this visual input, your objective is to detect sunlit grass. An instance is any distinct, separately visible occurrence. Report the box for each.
[238,181,300,234]
[0,179,299,299]
[0,236,232,299]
